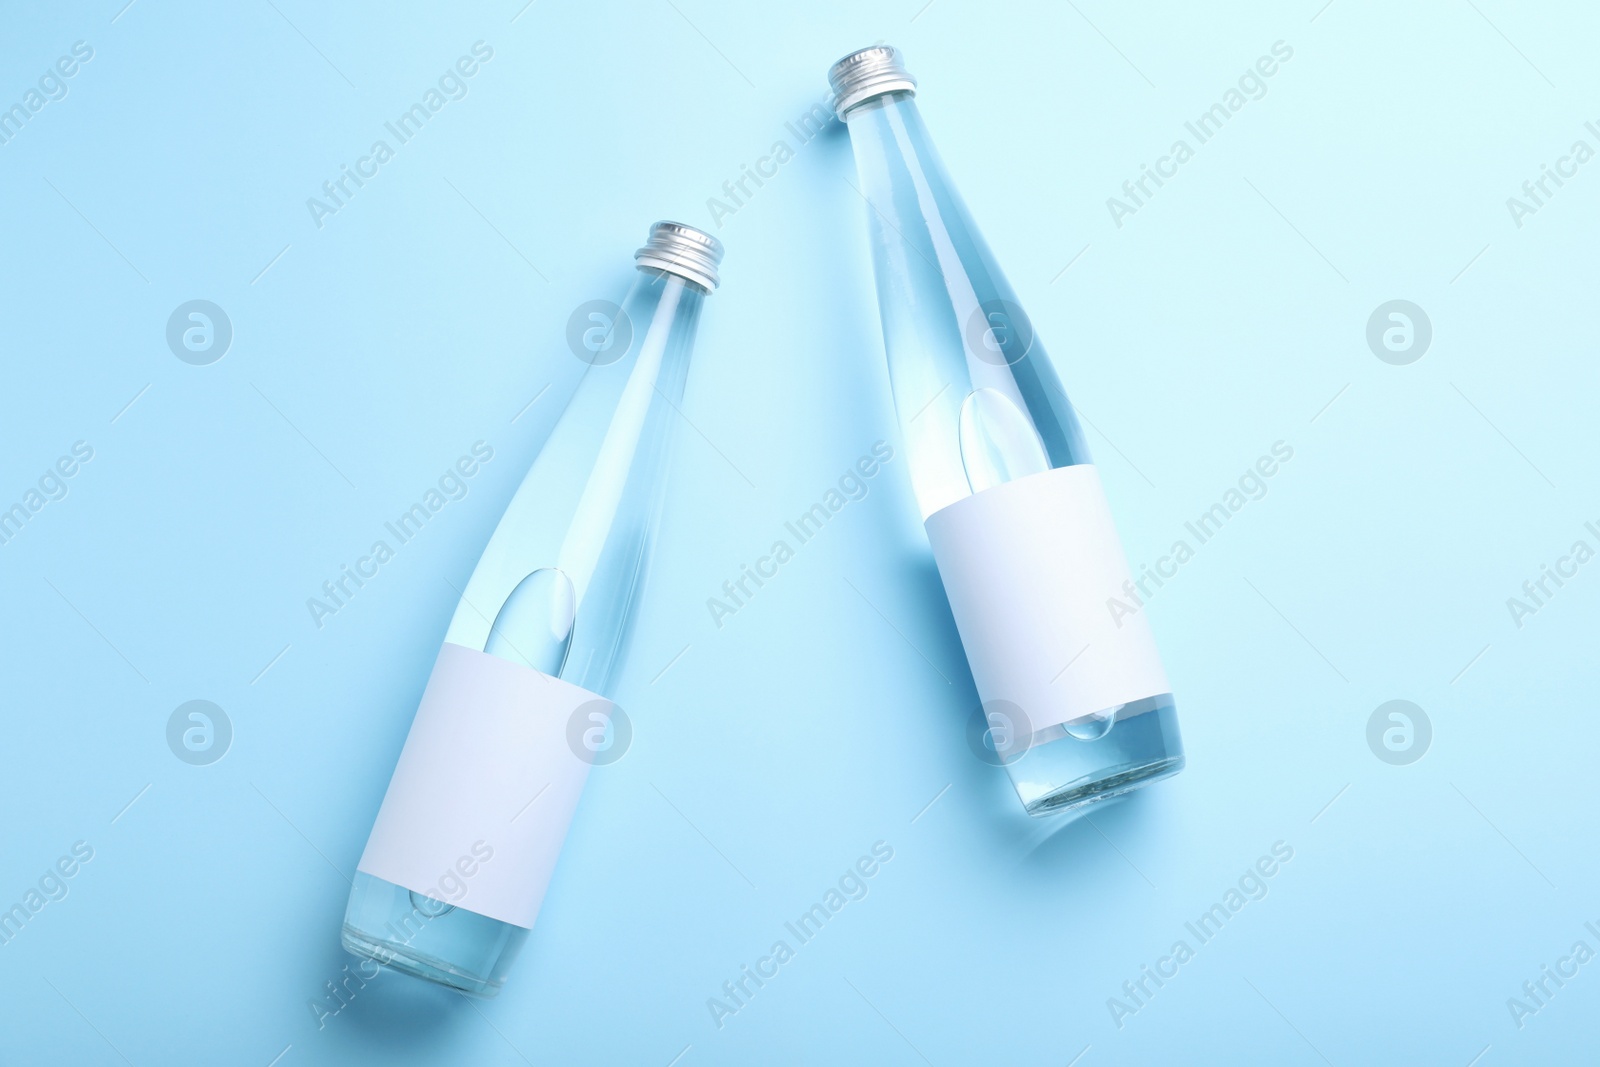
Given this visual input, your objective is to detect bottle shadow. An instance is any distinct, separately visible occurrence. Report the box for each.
[1009,788,1165,884]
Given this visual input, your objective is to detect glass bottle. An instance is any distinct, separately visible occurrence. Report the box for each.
[342,222,722,993]
[829,47,1184,817]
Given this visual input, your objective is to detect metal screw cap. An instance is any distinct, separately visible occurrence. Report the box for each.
[828,45,916,119]
[634,221,723,292]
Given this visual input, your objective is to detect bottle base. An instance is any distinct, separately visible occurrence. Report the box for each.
[340,925,509,998]
[1004,696,1185,818]
[1019,753,1185,818]
[341,871,527,998]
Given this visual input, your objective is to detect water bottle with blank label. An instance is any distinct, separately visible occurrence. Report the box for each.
[342,222,721,994]
[829,46,1185,816]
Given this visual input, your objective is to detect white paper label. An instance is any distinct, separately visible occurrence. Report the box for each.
[356,642,597,929]
[924,464,1170,736]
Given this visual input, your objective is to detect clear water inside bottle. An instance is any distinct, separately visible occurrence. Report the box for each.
[957,388,1050,495]
[484,567,576,673]
[1006,697,1184,817]
[342,873,527,996]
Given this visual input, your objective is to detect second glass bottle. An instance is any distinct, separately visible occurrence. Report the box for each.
[342,221,722,994]
[830,46,1185,817]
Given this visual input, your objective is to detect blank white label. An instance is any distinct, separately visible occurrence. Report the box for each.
[925,464,1170,735]
[356,642,596,929]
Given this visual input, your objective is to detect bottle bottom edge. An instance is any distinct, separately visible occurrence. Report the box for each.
[1005,697,1186,818]
[341,925,506,998]
[1020,754,1185,818]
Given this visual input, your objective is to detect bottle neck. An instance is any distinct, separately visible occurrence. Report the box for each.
[547,268,700,693]
[844,91,1089,520]
[457,267,703,696]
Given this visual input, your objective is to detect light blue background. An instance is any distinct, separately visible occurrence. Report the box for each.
[3,0,1597,1063]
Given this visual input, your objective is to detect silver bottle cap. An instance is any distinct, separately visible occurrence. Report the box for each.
[634,221,723,292]
[828,45,916,119]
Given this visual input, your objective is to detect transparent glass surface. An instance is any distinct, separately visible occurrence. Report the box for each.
[1004,697,1185,818]
[443,266,702,693]
[843,91,1089,519]
[844,92,1183,814]
[343,267,703,994]
[341,873,529,996]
